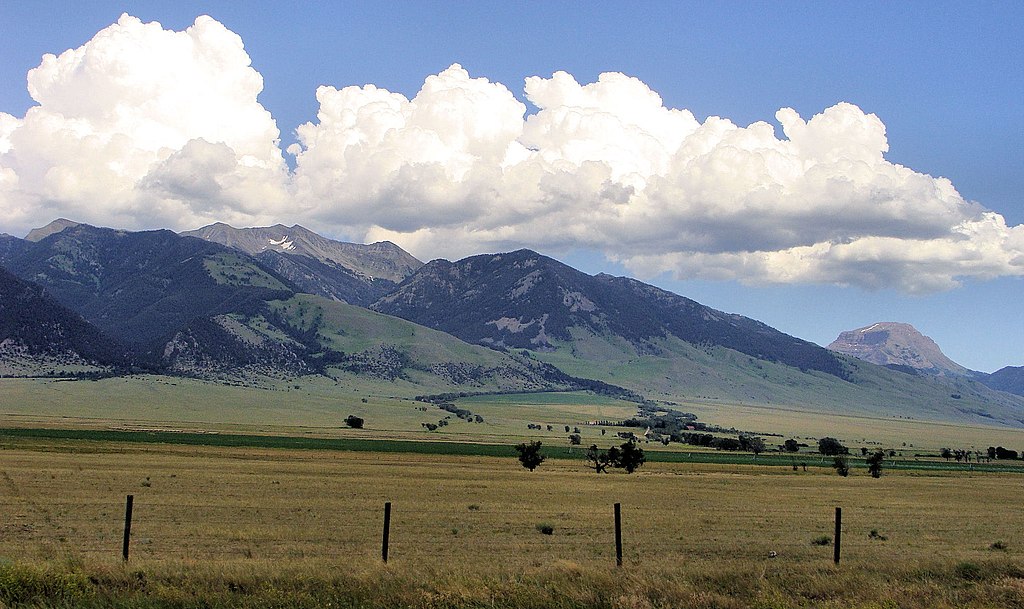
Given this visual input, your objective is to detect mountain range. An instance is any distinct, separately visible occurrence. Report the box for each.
[2,219,1023,427]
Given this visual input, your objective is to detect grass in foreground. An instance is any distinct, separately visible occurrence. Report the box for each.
[3,556,1024,608]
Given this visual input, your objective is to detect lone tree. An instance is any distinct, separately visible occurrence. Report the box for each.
[586,444,615,473]
[568,433,582,445]
[783,439,800,452]
[515,441,546,471]
[866,450,885,478]
[818,437,848,456]
[617,439,646,473]
[345,415,364,429]
[741,435,766,459]
[832,455,850,477]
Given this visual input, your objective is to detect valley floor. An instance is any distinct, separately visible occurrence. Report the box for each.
[1,438,1022,607]
[5,375,1024,452]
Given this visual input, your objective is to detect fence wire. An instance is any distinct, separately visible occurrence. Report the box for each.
[1,494,1013,564]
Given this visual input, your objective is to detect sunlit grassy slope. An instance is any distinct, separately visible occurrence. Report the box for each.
[533,329,1024,428]
[263,294,571,393]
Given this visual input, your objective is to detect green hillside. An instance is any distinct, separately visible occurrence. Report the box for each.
[263,294,575,393]
[533,329,1024,427]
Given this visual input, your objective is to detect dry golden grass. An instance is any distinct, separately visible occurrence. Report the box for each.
[1,440,1023,607]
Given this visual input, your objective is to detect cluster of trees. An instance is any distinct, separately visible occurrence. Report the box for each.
[989,446,1020,460]
[585,441,646,473]
[438,402,484,423]
[514,440,646,474]
[670,432,766,455]
[938,447,1022,462]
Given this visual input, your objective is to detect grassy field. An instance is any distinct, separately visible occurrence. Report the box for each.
[1,438,1022,607]
[5,375,1024,456]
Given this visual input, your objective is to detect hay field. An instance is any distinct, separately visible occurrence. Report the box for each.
[1,438,1023,607]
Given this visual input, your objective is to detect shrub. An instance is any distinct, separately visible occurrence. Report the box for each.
[954,561,983,581]
[345,415,364,429]
[868,529,888,541]
[990,540,1008,551]
[536,523,554,535]
[811,535,832,546]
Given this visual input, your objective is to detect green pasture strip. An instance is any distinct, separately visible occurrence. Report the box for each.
[2,427,1022,473]
[0,427,517,458]
[632,450,1024,473]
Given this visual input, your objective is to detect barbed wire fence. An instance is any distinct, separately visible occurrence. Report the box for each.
[2,492,1011,567]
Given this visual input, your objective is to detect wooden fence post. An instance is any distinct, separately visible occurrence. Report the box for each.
[122,494,134,561]
[614,502,623,567]
[382,502,392,563]
[833,506,842,565]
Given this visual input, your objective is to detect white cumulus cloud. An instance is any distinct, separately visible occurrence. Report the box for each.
[0,14,289,232]
[1,15,1022,293]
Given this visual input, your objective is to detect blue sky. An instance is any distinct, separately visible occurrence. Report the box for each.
[1,1,1022,371]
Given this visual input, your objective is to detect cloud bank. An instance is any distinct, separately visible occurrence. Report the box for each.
[2,15,1022,292]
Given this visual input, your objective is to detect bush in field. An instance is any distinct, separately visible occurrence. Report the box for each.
[536,523,554,535]
[515,441,546,472]
[811,535,832,546]
[954,561,983,581]
[345,415,364,429]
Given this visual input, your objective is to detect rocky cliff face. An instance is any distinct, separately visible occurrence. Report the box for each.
[827,322,970,376]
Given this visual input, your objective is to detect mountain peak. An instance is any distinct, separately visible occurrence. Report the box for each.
[25,218,81,242]
[183,223,419,272]
[827,322,970,376]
